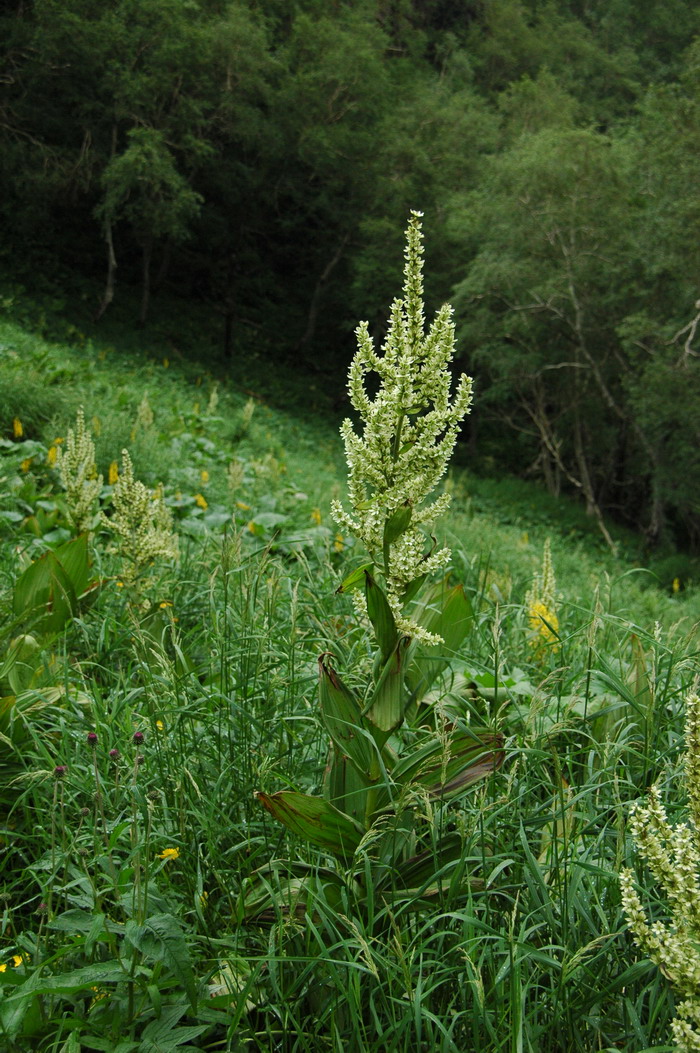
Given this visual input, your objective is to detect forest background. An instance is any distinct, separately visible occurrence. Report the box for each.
[2,0,700,556]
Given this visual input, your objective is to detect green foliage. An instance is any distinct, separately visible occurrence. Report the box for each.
[0,236,699,1049]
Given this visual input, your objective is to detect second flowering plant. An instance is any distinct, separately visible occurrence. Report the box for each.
[245,214,503,919]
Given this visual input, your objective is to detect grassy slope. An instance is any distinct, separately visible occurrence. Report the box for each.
[1,310,700,1052]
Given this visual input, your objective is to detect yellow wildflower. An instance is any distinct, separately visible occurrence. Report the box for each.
[311,507,322,525]
[162,357,169,369]
[0,964,6,973]
[20,458,32,473]
[673,577,681,594]
[333,533,344,553]
[157,847,180,862]
[528,601,559,647]
[54,437,64,445]
[159,601,173,609]
[47,445,58,466]
[236,501,251,511]
[12,954,27,967]
[155,719,165,731]
[200,469,209,484]
[194,493,208,509]
[12,418,23,438]
[108,461,119,485]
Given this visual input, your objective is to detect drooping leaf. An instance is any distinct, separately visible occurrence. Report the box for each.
[256,790,365,863]
[389,729,504,800]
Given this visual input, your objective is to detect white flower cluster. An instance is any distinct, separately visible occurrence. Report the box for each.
[331,212,472,640]
[620,691,700,1052]
[57,407,103,535]
[104,449,178,581]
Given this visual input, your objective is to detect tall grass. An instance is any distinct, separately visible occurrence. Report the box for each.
[0,314,697,1051]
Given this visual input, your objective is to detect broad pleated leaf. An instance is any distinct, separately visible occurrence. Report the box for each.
[256,790,365,863]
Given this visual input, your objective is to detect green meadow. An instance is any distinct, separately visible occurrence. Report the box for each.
[0,263,698,1053]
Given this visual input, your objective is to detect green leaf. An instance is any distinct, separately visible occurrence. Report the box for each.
[336,562,374,594]
[318,653,377,782]
[405,581,475,706]
[124,914,197,1012]
[12,549,76,634]
[363,636,412,733]
[389,728,504,800]
[256,790,365,863]
[382,502,412,564]
[364,571,398,663]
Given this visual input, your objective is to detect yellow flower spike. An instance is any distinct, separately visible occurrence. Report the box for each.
[236,500,251,511]
[162,357,169,369]
[0,964,7,973]
[108,461,119,485]
[54,437,64,445]
[12,418,23,439]
[20,458,32,473]
[47,445,58,466]
[333,533,344,553]
[311,507,322,525]
[157,847,180,862]
[194,493,208,510]
[200,469,209,484]
[673,577,681,594]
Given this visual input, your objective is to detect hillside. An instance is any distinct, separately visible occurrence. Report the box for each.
[0,303,699,1051]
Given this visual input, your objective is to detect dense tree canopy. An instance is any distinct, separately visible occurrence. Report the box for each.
[1,0,700,549]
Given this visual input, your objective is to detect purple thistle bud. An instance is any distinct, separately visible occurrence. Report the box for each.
[109,748,120,761]
[132,731,144,745]
[53,765,67,778]
[87,731,98,747]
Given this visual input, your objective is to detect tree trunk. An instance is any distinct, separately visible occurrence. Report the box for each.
[296,234,349,353]
[94,219,117,321]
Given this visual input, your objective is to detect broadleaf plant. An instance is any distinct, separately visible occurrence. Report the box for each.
[247,212,504,920]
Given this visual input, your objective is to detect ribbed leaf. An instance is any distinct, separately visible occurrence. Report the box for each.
[323,747,371,824]
[405,581,475,707]
[318,653,377,780]
[256,790,365,863]
[389,729,504,800]
[363,636,411,733]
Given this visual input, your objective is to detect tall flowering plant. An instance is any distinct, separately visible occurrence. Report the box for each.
[620,690,700,1052]
[247,214,503,917]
